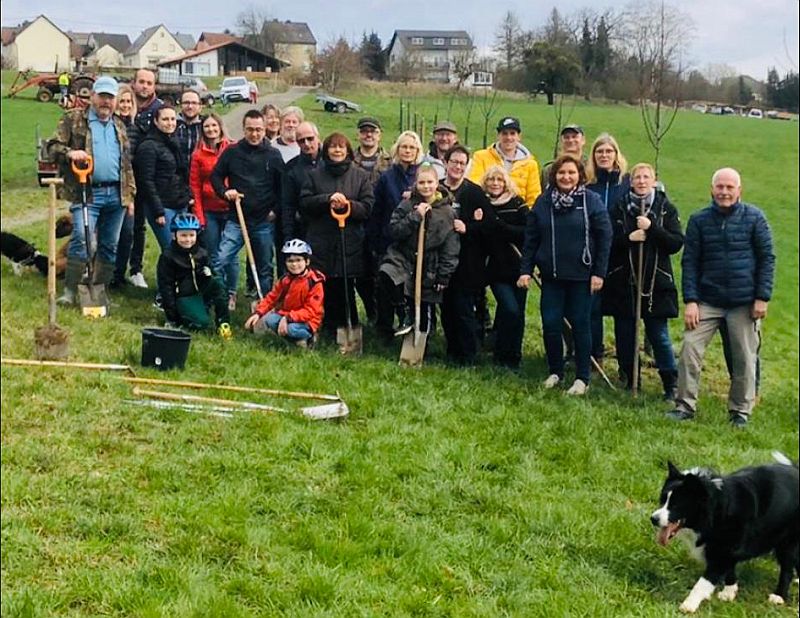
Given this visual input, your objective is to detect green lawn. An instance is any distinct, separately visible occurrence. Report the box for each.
[1,83,798,616]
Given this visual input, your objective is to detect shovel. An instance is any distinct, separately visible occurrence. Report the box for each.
[34,178,70,360]
[400,210,428,367]
[331,199,362,355]
[234,196,264,312]
[71,156,108,318]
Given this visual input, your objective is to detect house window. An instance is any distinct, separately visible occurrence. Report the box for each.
[432,38,444,45]
[451,38,467,46]
[411,37,423,45]
[473,71,493,86]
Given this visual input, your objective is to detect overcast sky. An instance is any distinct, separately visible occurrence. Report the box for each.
[3,0,798,80]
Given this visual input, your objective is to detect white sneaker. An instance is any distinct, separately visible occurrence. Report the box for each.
[566,379,588,396]
[543,374,561,389]
[129,272,148,288]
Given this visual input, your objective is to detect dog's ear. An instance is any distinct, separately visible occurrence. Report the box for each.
[667,461,682,479]
[55,215,73,239]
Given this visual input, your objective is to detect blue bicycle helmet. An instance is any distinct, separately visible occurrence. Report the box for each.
[170,213,202,232]
[281,238,312,256]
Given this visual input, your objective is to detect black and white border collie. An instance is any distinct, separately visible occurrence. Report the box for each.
[651,452,799,613]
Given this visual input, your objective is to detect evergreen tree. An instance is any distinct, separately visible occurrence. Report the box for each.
[359,31,385,80]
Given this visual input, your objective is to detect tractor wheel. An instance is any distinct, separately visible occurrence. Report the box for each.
[71,77,94,99]
[335,102,347,114]
[37,87,54,103]
[324,102,335,112]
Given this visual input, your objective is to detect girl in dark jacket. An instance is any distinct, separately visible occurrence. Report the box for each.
[585,133,630,364]
[482,165,528,369]
[133,105,190,253]
[518,155,612,395]
[603,162,684,398]
[379,163,460,337]
[440,145,494,365]
[299,132,374,333]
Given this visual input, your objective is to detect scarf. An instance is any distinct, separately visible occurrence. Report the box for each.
[626,189,655,217]
[551,185,585,211]
[324,158,351,177]
[488,190,517,206]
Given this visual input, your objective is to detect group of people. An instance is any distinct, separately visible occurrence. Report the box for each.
[44,71,776,425]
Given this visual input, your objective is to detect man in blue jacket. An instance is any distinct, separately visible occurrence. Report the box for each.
[668,168,775,426]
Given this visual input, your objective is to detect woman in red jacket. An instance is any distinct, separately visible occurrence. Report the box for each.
[189,113,236,308]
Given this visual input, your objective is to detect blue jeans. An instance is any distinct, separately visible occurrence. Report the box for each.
[217,220,274,296]
[145,206,184,252]
[491,282,528,366]
[540,279,593,382]
[264,311,312,341]
[203,212,238,287]
[114,210,134,281]
[614,316,677,377]
[68,186,126,264]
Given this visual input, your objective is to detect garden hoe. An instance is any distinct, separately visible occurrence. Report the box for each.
[331,199,362,355]
[399,211,428,367]
[234,196,263,312]
[34,178,70,360]
[71,156,108,318]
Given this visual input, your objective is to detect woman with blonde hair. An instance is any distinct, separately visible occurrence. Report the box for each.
[482,165,528,369]
[368,130,424,339]
[586,132,631,364]
[260,103,281,143]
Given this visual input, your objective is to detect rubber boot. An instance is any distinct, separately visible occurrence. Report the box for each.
[93,258,115,305]
[659,369,678,402]
[57,257,85,305]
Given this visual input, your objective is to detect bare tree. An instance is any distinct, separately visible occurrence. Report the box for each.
[624,0,694,175]
[493,11,523,71]
[314,37,361,95]
[478,89,501,148]
[450,46,478,91]
[236,4,272,52]
[390,51,422,85]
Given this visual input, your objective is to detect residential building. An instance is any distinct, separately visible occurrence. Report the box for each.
[387,30,484,85]
[158,39,283,76]
[259,20,316,74]
[124,25,187,68]
[1,15,71,72]
[85,33,132,68]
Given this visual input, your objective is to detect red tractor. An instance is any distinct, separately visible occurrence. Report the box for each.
[7,70,96,105]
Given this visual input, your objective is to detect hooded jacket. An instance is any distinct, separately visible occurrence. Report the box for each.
[133,128,191,217]
[468,143,542,207]
[369,163,419,256]
[156,239,216,324]
[189,138,232,226]
[253,268,326,332]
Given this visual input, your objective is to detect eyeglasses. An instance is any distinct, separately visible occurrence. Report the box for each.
[296,136,315,144]
[448,160,468,167]
[181,100,200,106]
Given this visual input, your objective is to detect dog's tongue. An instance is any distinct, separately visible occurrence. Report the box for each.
[657,522,680,546]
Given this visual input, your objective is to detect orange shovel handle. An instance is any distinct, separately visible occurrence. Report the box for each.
[330,199,351,229]
[70,155,94,184]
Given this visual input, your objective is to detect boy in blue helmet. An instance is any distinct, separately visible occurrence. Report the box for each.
[157,213,232,338]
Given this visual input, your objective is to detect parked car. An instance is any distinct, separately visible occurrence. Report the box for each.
[219,76,251,103]
[722,106,736,115]
[709,105,723,115]
[747,108,764,119]
[691,103,707,113]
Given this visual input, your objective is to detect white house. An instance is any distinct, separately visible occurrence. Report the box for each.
[2,15,71,72]
[387,30,488,85]
[85,33,131,68]
[158,39,283,77]
[124,25,186,68]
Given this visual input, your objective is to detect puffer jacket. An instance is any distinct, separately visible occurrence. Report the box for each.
[485,193,527,284]
[682,201,775,308]
[189,138,232,226]
[468,144,542,207]
[299,160,374,278]
[380,189,460,304]
[603,190,684,318]
[253,268,326,333]
[133,128,191,217]
[520,188,612,282]
[587,169,631,211]
[156,240,216,324]
[368,163,418,256]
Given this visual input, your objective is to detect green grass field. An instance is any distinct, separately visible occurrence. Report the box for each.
[1,79,798,616]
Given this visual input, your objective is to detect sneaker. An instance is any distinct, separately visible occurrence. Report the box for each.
[729,412,748,428]
[228,292,237,312]
[57,289,76,305]
[217,322,233,340]
[295,338,308,349]
[152,295,163,311]
[666,409,695,421]
[566,379,588,396]
[543,374,561,389]
[129,272,148,288]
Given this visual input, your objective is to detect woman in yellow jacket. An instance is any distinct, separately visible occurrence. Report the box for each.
[468,116,542,207]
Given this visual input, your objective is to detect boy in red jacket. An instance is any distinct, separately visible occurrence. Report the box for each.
[244,239,325,347]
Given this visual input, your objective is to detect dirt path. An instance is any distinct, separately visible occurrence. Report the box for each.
[224,86,315,140]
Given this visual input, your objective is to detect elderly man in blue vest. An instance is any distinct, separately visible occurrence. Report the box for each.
[668,168,775,427]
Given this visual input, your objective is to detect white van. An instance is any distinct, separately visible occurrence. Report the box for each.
[747,108,763,119]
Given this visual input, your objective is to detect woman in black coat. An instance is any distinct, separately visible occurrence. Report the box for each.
[299,132,374,333]
[482,165,528,369]
[133,105,190,252]
[603,162,684,398]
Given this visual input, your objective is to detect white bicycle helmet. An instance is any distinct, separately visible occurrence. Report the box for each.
[281,238,312,256]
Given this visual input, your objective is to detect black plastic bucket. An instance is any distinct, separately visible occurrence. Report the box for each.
[141,327,191,371]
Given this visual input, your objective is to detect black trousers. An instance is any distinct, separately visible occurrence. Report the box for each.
[323,277,359,332]
[441,286,480,363]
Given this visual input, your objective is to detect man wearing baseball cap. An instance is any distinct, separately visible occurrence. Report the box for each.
[540,124,587,189]
[468,116,542,207]
[423,120,459,180]
[48,75,135,306]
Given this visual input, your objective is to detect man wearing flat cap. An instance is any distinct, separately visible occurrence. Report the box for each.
[468,116,542,206]
[353,117,391,185]
[424,120,459,180]
[48,75,135,305]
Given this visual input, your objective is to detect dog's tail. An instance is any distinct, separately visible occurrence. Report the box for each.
[771,451,796,467]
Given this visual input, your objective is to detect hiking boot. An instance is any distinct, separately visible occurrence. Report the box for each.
[58,257,84,305]
[543,374,561,389]
[666,409,695,421]
[566,379,588,396]
[729,412,748,428]
[129,272,148,288]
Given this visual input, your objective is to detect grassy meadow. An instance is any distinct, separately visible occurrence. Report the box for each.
[1,77,799,616]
